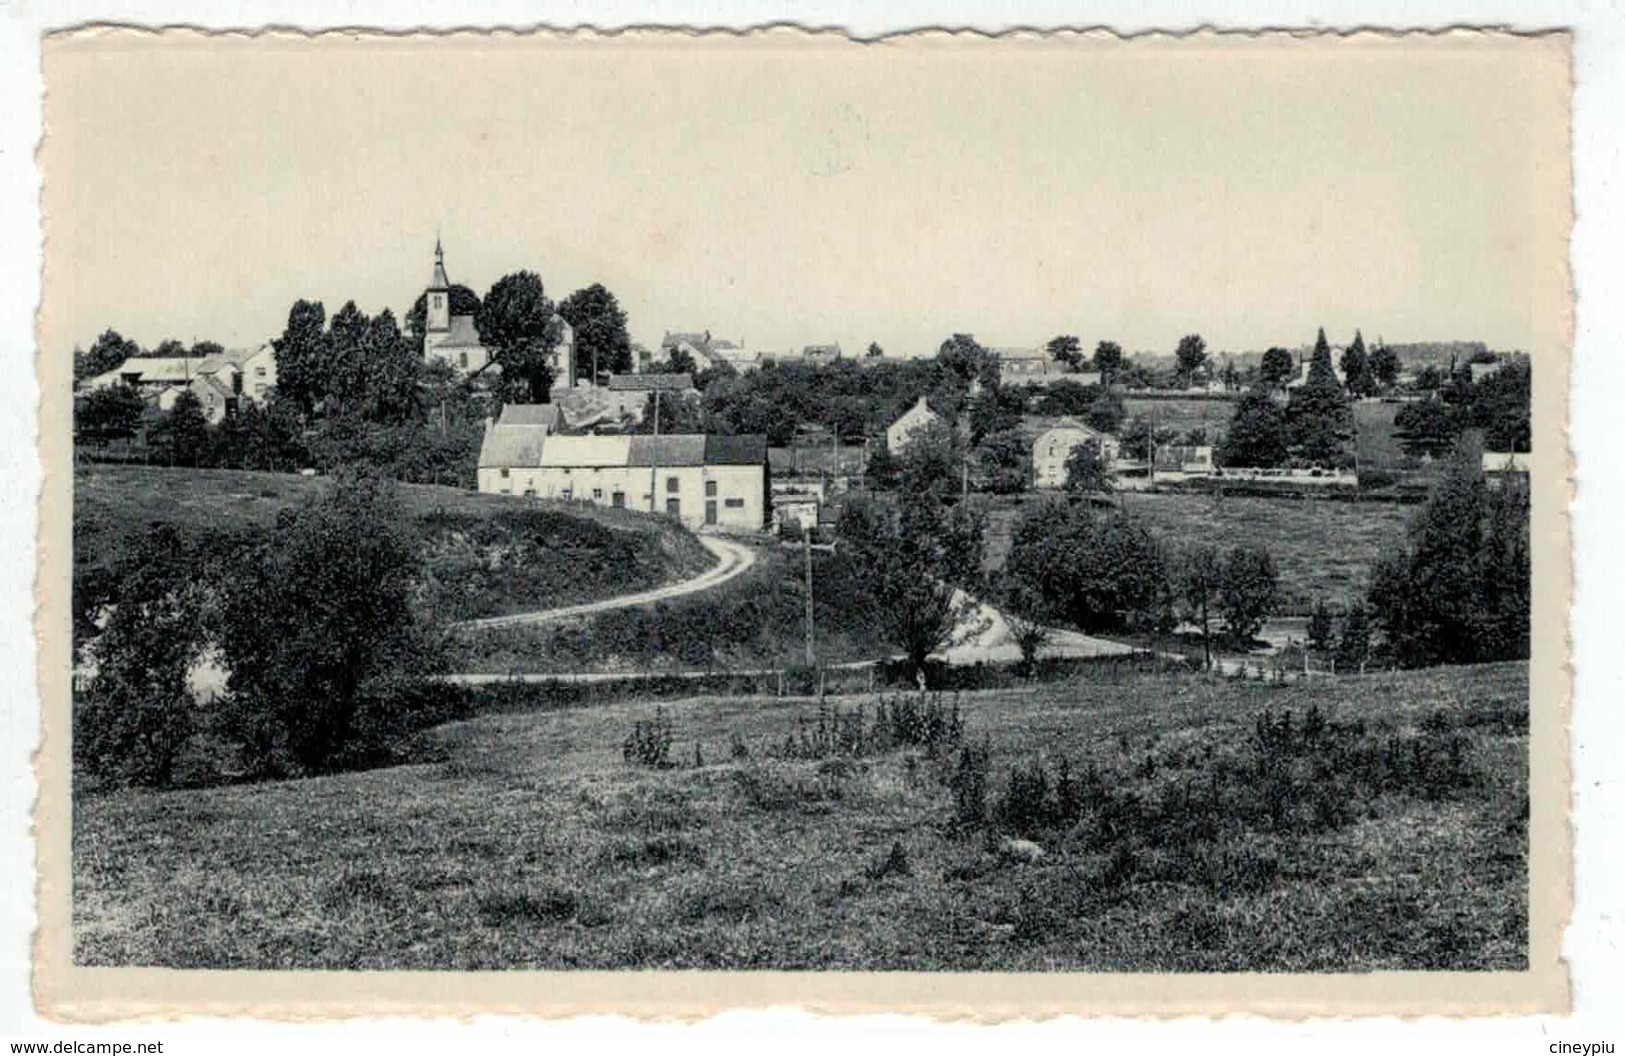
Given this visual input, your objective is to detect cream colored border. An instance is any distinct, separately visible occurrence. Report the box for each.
[33,26,1573,1020]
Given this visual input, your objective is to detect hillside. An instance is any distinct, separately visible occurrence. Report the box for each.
[74,465,716,622]
[74,662,1528,970]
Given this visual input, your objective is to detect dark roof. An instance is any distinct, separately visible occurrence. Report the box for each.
[434,314,484,348]
[607,373,694,392]
[498,403,560,429]
[628,435,707,466]
[704,434,769,465]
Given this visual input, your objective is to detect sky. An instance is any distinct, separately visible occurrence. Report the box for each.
[40,30,1570,361]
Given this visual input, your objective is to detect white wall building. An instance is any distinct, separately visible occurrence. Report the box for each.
[886,396,944,453]
[1032,419,1121,489]
[477,427,769,534]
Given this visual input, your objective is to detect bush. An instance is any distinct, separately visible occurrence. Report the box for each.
[623,707,676,769]
[72,525,211,790]
[214,473,446,777]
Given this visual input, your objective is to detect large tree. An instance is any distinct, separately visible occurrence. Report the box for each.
[1393,398,1461,460]
[1047,335,1084,371]
[559,282,632,384]
[1180,543,1223,669]
[73,525,208,788]
[1367,340,1400,390]
[1340,329,1376,397]
[1093,340,1125,383]
[1369,452,1529,667]
[1286,327,1353,466]
[1217,545,1278,645]
[75,328,141,383]
[217,474,443,775]
[148,390,211,467]
[479,271,564,402]
[1259,346,1295,389]
[1175,333,1209,383]
[272,299,331,415]
[1218,389,1289,468]
[75,382,146,443]
[937,333,998,388]
[1005,501,1169,634]
[1086,389,1127,435]
[1063,439,1113,494]
[836,492,984,680]
[361,308,421,423]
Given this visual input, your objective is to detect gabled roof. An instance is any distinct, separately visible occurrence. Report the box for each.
[1032,417,1112,442]
[607,373,694,392]
[889,395,942,429]
[110,357,211,385]
[498,403,560,429]
[661,330,711,350]
[191,373,236,402]
[435,315,484,348]
[629,435,707,466]
[703,434,768,466]
[478,430,768,470]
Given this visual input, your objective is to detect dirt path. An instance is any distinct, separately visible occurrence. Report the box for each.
[453,534,758,632]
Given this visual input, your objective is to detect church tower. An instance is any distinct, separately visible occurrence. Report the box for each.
[426,238,451,334]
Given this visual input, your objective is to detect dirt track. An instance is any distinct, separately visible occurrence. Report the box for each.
[453,534,758,631]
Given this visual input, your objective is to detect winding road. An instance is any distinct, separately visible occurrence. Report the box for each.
[453,533,759,631]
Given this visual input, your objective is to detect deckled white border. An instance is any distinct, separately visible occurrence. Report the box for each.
[3,0,1621,1047]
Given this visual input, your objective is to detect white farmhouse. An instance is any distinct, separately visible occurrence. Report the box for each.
[1031,418,1121,489]
[477,427,769,534]
[886,396,944,453]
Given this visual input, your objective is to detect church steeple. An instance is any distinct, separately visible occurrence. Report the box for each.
[426,238,451,332]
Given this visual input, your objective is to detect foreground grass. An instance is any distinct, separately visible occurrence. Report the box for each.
[74,663,1526,971]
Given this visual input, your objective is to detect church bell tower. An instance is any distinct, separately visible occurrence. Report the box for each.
[426,238,451,333]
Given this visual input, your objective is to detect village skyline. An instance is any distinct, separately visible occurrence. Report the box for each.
[43,34,1562,363]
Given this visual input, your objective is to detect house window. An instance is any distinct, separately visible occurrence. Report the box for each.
[459,352,468,368]
[500,468,510,478]
[724,498,744,509]
[255,366,267,377]
[705,481,718,497]
[592,488,603,500]
[667,476,680,493]
[611,491,626,508]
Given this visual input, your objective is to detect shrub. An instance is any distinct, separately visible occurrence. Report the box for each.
[623,707,676,768]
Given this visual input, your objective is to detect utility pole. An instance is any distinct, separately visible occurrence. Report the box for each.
[803,530,816,667]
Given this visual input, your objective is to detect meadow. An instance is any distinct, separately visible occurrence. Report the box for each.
[985,491,1412,615]
[74,465,714,621]
[74,662,1527,971]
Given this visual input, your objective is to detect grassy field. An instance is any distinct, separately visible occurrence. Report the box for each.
[74,662,1527,971]
[1121,397,1236,441]
[985,491,1412,614]
[75,465,715,621]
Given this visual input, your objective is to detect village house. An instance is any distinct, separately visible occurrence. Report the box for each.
[1152,443,1217,479]
[886,396,945,453]
[1031,418,1121,489]
[476,428,769,533]
[83,344,280,424]
[994,346,1100,389]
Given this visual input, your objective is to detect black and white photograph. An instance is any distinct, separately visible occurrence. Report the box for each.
[33,26,1571,1016]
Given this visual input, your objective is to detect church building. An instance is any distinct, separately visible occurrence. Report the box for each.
[421,240,575,381]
